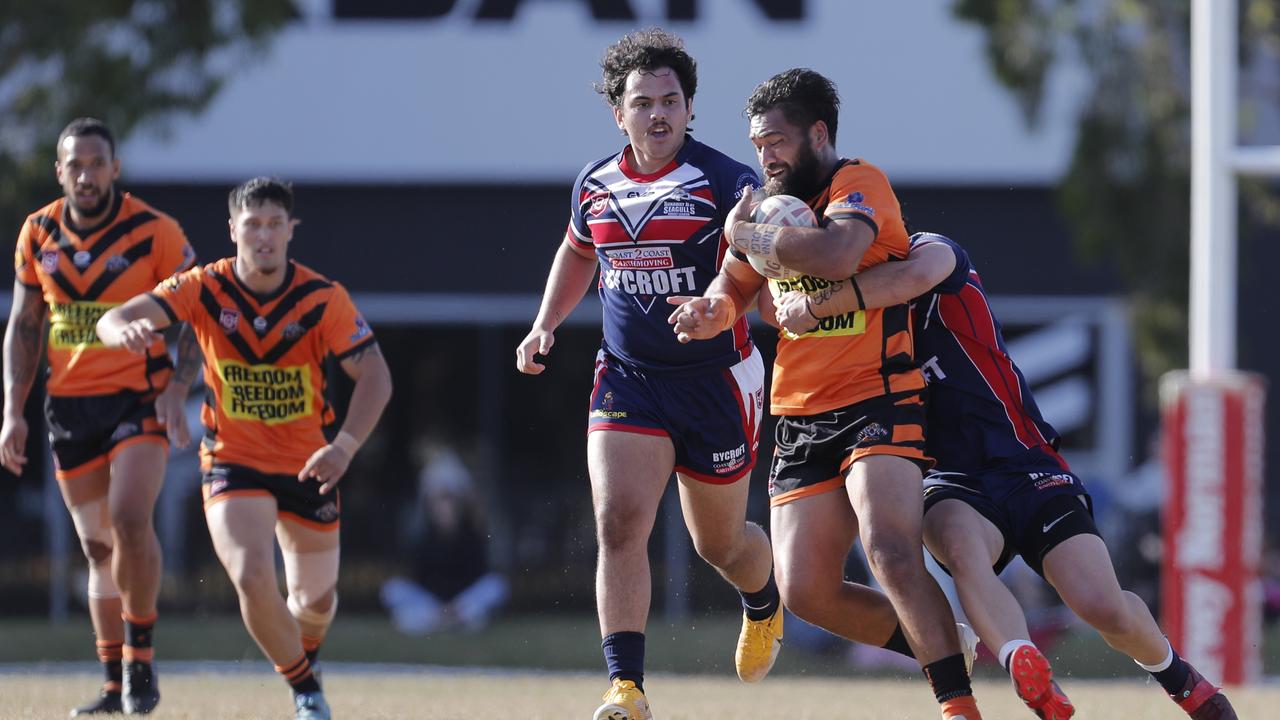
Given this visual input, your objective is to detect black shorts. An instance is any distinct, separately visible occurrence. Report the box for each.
[768,390,932,507]
[45,392,166,480]
[202,463,340,530]
[923,465,1097,577]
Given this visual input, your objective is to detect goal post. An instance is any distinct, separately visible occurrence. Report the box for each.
[1162,0,1278,686]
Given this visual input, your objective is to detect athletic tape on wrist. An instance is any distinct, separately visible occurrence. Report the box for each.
[731,222,783,268]
[332,431,360,457]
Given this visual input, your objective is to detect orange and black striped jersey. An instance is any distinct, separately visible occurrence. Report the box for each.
[14,192,196,396]
[769,159,925,416]
[148,258,375,476]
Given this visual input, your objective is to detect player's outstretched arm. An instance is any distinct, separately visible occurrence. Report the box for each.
[516,235,599,375]
[667,253,763,343]
[774,240,958,334]
[1,282,47,474]
[96,295,172,354]
[299,342,392,494]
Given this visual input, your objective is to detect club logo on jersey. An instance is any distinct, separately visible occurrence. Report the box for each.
[105,255,130,273]
[252,316,268,333]
[315,502,339,522]
[73,250,92,269]
[605,247,674,270]
[217,360,313,425]
[830,192,875,217]
[219,308,240,333]
[588,192,610,217]
[41,251,59,274]
[282,322,305,341]
[350,316,371,342]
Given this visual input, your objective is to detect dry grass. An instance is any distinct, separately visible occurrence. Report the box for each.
[0,666,1276,719]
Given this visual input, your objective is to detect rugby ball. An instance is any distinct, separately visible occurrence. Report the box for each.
[745,194,815,279]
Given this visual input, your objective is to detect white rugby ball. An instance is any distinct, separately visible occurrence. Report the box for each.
[745,194,815,279]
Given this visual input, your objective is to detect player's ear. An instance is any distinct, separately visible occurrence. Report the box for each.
[809,121,828,149]
[110,156,121,180]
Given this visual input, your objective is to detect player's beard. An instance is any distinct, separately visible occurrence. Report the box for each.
[71,186,113,219]
[764,140,823,200]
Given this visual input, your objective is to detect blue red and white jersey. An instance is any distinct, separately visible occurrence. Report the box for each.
[568,136,758,372]
[910,233,1069,473]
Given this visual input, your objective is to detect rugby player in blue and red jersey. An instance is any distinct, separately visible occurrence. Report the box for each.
[773,233,1237,720]
[515,28,781,720]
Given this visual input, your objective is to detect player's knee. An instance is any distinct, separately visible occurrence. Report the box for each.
[689,532,737,569]
[288,590,338,626]
[109,505,153,545]
[863,537,922,588]
[69,500,114,565]
[227,560,278,600]
[1066,590,1132,636]
[594,508,649,553]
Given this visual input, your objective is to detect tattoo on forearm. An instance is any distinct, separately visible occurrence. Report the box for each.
[173,324,202,385]
[808,280,845,310]
[7,298,45,390]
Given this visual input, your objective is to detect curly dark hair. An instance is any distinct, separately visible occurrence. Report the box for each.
[595,27,697,108]
[744,68,840,146]
[228,176,294,216]
[57,117,115,157]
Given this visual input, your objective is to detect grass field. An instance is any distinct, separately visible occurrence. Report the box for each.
[1,613,1277,718]
[1,665,1278,719]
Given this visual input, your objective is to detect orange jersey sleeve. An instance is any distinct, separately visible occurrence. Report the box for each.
[824,162,910,271]
[317,282,375,359]
[149,218,197,282]
[14,216,41,288]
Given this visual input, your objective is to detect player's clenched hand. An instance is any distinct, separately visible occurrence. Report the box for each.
[667,294,732,343]
[0,416,29,475]
[774,290,820,334]
[298,444,351,495]
[154,383,191,449]
[117,318,161,354]
[516,327,554,375]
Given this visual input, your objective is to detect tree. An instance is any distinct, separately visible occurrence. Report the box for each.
[0,0,296,240]
[953,0,1280,383]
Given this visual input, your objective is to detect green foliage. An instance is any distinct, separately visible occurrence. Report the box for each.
[0,0,296,245]
[953,0,1280,384]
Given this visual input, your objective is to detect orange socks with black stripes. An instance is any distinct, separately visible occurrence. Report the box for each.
[277,653,323,696]
[121,611,160,713]
[96,640,124,695]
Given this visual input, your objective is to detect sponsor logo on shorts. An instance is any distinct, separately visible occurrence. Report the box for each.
[42,251,59,274]
[217,360,313,425]
[855,422,889,444]
[1031,472,1076,490]
[315,502,339,522]
[110,422,138,441]
[712,443,747,473]
[105,255,130,273]
[208,477,229,496]
[1042,511,1074,534]
[219,308,240,333]
[605,247,674,271]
